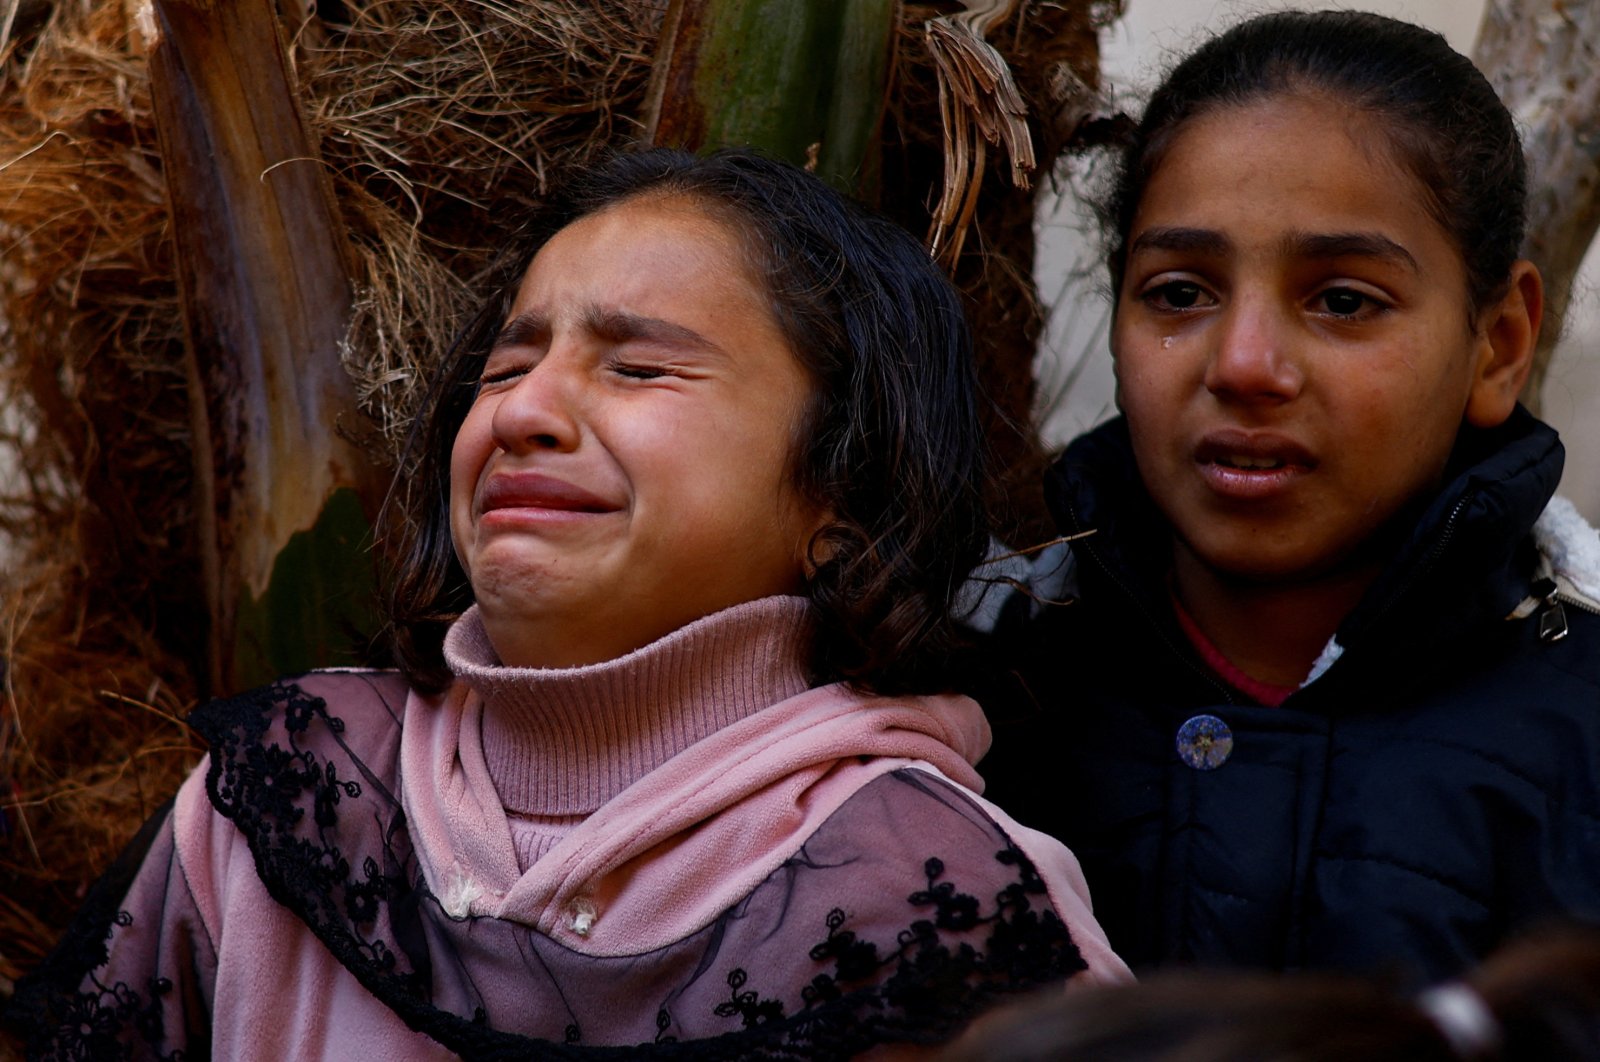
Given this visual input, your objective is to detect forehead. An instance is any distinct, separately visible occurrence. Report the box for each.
[498,192,801,374]
[517,194,754,298]
[1131,93,1458,269]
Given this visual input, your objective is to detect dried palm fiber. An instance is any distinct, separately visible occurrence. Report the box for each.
[889,0,1120,544]
[299,0,665,453]
[924,0,1038,268]
[0,0,660,988]
[0,0,205,989]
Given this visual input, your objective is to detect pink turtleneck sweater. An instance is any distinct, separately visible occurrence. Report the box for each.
[59,596,1127,1060]
[453,596,814,870]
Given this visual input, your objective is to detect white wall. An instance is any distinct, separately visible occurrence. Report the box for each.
[1103,0,1483,73]
[1035,0,1600,523]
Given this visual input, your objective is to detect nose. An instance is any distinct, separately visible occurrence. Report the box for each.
[1204,298,1304,404]
[488,352,583,454]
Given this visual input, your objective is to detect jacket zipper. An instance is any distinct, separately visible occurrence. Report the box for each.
[1529,577,1600,643]
[1559,590,1600,616]
[1374,490,1594,644]
[1377,493,1473,623]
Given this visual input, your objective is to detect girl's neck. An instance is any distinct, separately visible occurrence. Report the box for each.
[448,596,815,818]
[1171,543,1383,688]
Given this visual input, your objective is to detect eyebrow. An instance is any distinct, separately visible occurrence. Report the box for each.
[582,306,727,358]
[1127,226,1230,259]
[1287,231,1419,273]
[1128,226,1419,276]
[490,307,727,358]
[491,312,548,352]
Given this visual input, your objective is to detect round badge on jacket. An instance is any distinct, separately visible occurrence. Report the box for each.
[1176,714,1233,770]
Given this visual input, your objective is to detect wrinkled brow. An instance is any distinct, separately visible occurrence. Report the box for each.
[490,307,726,358]
[581,306,725,356]
[491,312,548,352]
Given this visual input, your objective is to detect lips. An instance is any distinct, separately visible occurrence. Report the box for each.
[478,472,620,517]
[1193,430,1315,500]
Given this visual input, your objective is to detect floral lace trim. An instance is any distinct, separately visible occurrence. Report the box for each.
[7,797,201,1061]
[13,677,1088,1059]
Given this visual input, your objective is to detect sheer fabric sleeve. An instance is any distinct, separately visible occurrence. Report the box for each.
[8,771,219,1061]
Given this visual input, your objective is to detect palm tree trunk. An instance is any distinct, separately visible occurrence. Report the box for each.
[147,0,385,694]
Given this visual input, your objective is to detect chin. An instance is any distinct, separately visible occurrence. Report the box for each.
[1185,531,1373,588]
[1199,556,1310,586]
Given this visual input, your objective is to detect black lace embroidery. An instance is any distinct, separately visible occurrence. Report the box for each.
[202,682,426,1000]
[713,968,786,1028]
[6,795,202,1061]
[638,832,1085,1055]
[11,676,1091,1060]
[45,953,183,1062]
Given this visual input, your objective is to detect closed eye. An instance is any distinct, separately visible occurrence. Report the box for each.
[610,362,672,380]
[478,365,529,386]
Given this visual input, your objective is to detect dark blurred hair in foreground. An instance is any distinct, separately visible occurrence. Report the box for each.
[940,926,1600,1062]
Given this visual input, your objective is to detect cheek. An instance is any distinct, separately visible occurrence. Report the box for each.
[1330,375,1460,503]
[1112,351,1180,442]
[1113,355,1149,413]
[447,409,493,558]
[1110,321,1156,407]
[668,414,811,557]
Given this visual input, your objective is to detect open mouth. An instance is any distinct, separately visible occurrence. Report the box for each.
[1193,432,1314,499]
[483,500,615,516]
[1195,432,1314,471]
[1212,453,1288,471]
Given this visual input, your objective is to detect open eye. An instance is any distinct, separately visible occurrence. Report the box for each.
[1314,286,1386,320]
[1141,280,1215,312]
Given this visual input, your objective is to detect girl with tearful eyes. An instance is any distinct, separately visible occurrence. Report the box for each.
[982,8,1600,988]
[10,149,1128,1060]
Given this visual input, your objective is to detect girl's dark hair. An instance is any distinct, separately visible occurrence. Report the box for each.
[384,147,989,695]
[1105,10,1527,316]
[940,927,1600,1062]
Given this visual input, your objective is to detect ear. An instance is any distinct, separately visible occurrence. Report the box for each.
[1465,259,1543,428]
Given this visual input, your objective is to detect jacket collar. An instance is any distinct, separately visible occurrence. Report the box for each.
[1045,408,1565,698]
[1335,406,1562,653]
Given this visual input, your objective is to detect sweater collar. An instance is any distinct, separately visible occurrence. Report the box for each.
[444,597,814,816]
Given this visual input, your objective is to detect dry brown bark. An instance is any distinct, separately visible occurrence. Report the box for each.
[145,0,387,693]
[888,1,1116,544]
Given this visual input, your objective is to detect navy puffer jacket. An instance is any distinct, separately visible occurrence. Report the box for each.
[982,408,1600,983]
